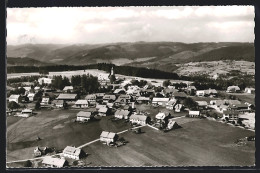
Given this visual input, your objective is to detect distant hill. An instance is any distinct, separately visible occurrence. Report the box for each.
[7,42,254,72]
[7,57,53,66]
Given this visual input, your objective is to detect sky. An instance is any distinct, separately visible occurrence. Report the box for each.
[7,6,255,45]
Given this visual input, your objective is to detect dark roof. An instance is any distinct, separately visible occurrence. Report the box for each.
[173,92,187,98]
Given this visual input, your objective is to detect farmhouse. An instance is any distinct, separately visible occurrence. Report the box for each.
[74,100,89,108]
[196,101,208,109]
[223,110,239,122]
[175,104,183,112]
[166,99,177,110]
[42,156,67,168]
[63,86,73,93]
[38,77,53,85]
[34,147,47,157]
[103,94,116,103]
[100,131,117,144]
[57,94,77,101]
[85,94,97,105]
[76,111,93,122]
[52,100,64,108]
[152,97,170,106]
[129,114,148,125]
[155,112,170,121]
[172,92,187,99]
[136,97,150,104]
[188,111,200,118]
[245,87,255,94]
[98,107,108,116]
[196,89,217,97]
[9,94,21,103]
[63,146,82,160]
[229,103,250,112]
[226,86,240,93]
[113,88,126,95]
[114,109,130,119]
[27,93,35,102]
[16,109,33,118]
[167,118,179,130]
[41,96,50,107]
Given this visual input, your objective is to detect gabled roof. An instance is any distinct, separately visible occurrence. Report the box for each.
[107,132,116,139]
[100,131,109,138]
[227,86,240,90]
[77,111,92,118]
[85,94,96,100]
[136,97,150,101]
[75,100,88,105]
[152,97,169,102]
[196,101,208,106]
[226,100,241,105]
[63,146,81,156]
[95,93,105,97]
[189,111,200,115]
[115,110,130,116]
[173,92,187,98]
[118,94,131,99]
[57,94,77,100]
[103,94,116,100]
[155,112,170,119]
[223,110,239,115]
[98,107,108,113]
[96,104,107,109]
[229,103,248,109]
[9,94,20,99]
[63,86,73,91]
[52,100,64,104]
[115,98,127,103]
[42,156,66,167]
[129,114,147,121]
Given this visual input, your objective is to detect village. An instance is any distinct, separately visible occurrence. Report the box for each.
[6,67,255,167]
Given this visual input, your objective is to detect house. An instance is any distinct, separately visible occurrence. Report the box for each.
[141,89,155,97]
[9,94,21,103]
[226,99,241,105]
[74,100,89,108]
[166,99,177,110]
[245,87,255,94]
[76,111,93,122]
[63,146,82,160]
[113,88,126,95]
[166,119,179,130]
[63,86,73,93]
[41,96,50,107]
[136,97,150,104]
[155,112,170,121]
[152,98,170,106]
[100,131,118,144]
[106,102,114,109]
[114,109,130,119]
[226,86,240,93]
[115,95,131,106]
[129,114,148,125]
[210,100,226,106]
[175,104,183,112]
[27,93,35,102]
[196,101,208,109]
[102,94,116,103]
[38,77,53,85]
[16,109,33,118]
[98,107,108,116]
[188,111,200,118]
[186,86,197,95]
[172,92,187,99]
[196,89,217,97]
[42,156,67,168]
[52,100,64,108]
[95,93,105,103]
[85,94,97,105]
[96,104,107,110]
[223,110,239,122]
[34,147,47,157]
[57,94,77,101]
[229,103,250,112]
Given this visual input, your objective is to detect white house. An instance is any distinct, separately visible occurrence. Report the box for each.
[166,99,177,110]
[136,97,150,104]
[41,96,50,106]
[27,93,35,102]
[74,100,89,108]
[245,87,255,94]
[155,112,170,121]
[42,156,67,168]
[129,114,148,125]
[226,86,240,93]
[114,110,130,119]
[188,111,200,118]
[222,110,239,122]
[63,86,73,92]
[100,131,117,144]
[57,94,77,101]
[152,98,170,106]
[196,101,208,109]
[76,111,93,122]
[9,94,21,103]
[63,146,82,160]
[85,94,97,105]
[38,77,53,85]
[98,107,108,116]
[52,100,64,108]
[15,109,33,118]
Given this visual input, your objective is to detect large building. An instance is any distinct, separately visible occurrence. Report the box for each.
[63,146,82,160]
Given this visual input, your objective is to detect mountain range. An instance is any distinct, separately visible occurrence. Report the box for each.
[7,42,254,73]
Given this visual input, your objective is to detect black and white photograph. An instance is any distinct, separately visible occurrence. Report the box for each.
[5,6,255,168]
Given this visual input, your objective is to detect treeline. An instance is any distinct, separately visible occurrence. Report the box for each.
[7,63,180,80]
[7,76,40,85]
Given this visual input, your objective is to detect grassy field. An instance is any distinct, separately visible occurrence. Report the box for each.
[219,91,255,105]
[83,118,255,166]
[6,109,131,162]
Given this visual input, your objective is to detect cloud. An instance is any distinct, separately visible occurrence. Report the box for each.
[7,6,255,45]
